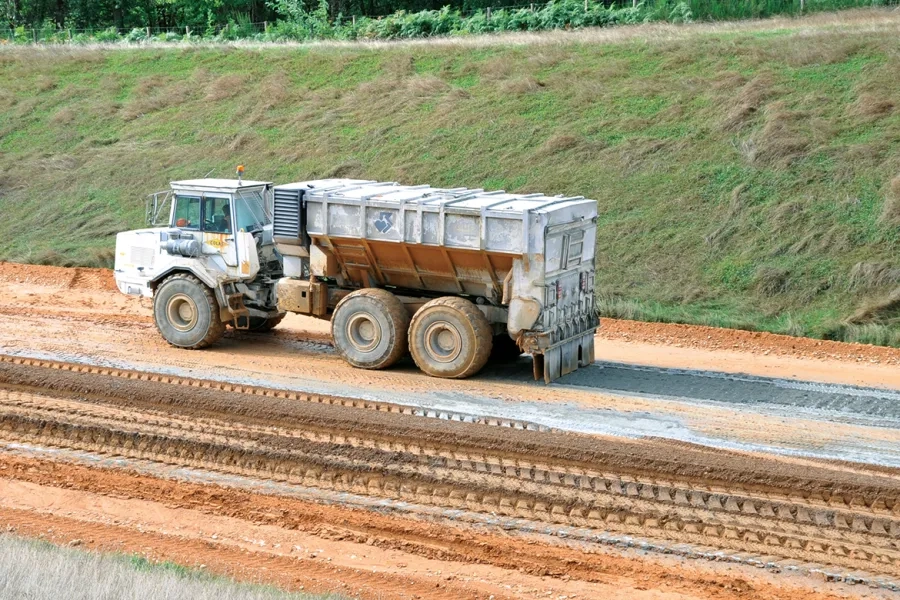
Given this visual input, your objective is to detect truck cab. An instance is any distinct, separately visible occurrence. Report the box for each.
[114,178,284,348]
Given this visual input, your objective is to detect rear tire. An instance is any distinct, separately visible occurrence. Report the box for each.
[248,314,285,332]
[408,297,492,379]
[153,273,225,349]
[331,288,409,370]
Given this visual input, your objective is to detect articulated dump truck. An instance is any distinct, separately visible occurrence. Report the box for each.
[114,177,599,382]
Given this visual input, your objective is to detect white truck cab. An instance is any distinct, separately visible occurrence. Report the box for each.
[114,178,285,347]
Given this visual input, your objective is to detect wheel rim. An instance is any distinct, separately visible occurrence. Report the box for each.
[347,312,381,353]
[166,293,198,332]
[423,321,462,363]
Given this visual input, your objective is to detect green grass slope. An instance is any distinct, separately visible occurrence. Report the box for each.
[1,10,899,343]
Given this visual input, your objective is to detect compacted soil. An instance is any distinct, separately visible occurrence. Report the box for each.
[0,262,898,599]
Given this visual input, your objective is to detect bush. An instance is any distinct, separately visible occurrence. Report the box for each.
[125,27,148,42]
[94,27,122,42]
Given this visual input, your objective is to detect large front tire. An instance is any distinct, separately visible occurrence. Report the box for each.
[408,297,492,379]
[331,288,409,370]
[153,273,225,349]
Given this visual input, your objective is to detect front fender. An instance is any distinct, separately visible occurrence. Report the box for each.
[149,264,220,291]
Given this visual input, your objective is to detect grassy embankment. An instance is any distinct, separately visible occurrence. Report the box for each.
[0,10,898,343]
[0,534,347,600]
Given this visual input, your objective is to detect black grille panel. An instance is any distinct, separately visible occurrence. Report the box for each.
[273,188,303,243]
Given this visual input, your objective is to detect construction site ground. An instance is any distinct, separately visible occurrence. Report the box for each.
[0,261,898,600]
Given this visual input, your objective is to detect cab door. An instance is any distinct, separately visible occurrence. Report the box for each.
[200,195,238,268]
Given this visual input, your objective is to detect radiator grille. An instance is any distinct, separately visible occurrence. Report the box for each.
[273,188,302,241]
[130,246,155,268]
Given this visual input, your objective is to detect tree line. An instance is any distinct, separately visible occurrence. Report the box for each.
[3,0,893,39]
[3,0,505,30]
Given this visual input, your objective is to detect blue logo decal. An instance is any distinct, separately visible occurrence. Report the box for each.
[374,212,393,234]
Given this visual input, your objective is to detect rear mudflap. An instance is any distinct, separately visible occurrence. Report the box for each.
[528,330,596,384]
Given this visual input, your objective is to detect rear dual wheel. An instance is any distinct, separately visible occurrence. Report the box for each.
[408,297,492,379]
[331,288,409,370]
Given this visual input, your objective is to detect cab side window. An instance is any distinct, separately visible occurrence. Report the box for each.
[173,196,200,229]
[203,197,232,233]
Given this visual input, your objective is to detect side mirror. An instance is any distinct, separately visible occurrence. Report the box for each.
[145,190,173,226]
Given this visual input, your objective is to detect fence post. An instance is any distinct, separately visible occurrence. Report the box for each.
[799,0,804,10]
[185,26,190,37]
[67,29,71,41]
[352,15,356,26]
[530,3,534,10]
[633,0,636,7]
[264,20,268,33]
[32,28,36,43]
[584,0,587,11]
[486,6,491,21]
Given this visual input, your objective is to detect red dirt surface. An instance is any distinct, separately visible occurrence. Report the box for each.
[6,260,900,373]
[0,261,898,598]
[0,454,872,600]
[599,318,900,367]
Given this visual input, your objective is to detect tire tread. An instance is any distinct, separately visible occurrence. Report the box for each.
[154,273,225,349]
[331,288,409,369]
[409,296,492,379]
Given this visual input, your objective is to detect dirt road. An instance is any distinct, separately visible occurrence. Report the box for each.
[0,262,899,598]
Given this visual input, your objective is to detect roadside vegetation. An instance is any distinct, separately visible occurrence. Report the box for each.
[4,0,896,45]
[0,534,347,600]
[0,10,899,344]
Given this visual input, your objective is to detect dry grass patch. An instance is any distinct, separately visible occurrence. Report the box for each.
[747,101,809,167]
[779,37,869,68]
[501,76,544,95]
[206,74,248,101]
[539,134,581,153]
[227,131,266,153]
[404,74,449,97]
[721,73,775,131]
[34,75,57,93]
[50,108,75,125]
[753,266,792,297]
[848,261,900,291]
[849,92,895,120]
[479,56,515,80]
[705,183,747,246]
[382,54,415,77]
[122,79,191,121]
[0,88,16,110]
[847,287,900,324]
[257,72,291,110]
[881,175,900,224]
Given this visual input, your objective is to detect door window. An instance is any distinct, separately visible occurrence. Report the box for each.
[203,197,232,233]
[172,196,200,229]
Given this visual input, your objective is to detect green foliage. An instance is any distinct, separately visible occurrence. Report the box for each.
[4,0,898,44]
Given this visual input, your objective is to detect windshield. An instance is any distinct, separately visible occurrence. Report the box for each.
[234,190,270,233]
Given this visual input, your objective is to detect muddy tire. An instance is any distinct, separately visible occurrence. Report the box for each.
[409,297,492,379]
[153,273,225,349]
[331,288,409,370]
[248,314,285,332]
[491,334,522,362]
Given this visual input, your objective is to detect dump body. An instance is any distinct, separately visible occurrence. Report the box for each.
[273,180,599,381]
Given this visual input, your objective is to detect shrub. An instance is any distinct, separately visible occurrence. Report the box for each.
[94,27,122,42]
[126,28,148,42]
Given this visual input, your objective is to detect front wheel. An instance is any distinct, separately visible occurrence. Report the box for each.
[408,297,492,379]
[153,273,225,349]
